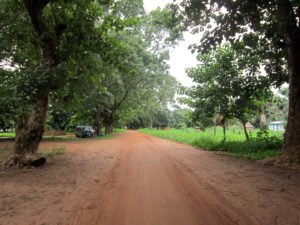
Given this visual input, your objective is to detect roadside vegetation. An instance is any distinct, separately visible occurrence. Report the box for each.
[141,128,283,160]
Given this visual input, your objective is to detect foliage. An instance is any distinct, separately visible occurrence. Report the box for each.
[141,6,184,52]
[168,107,193,129]
[0,69,18,131]
[265,87,288,122]
[172,0,289,86]
[255,129,283,149]
[0,0,137,154]
[152,109,170,129]
[0,0,181,151]
[185,44,271,140]
[46,107,72,131]
[69,5,181,133]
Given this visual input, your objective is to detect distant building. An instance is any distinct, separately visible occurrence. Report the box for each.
[268,121,286,132]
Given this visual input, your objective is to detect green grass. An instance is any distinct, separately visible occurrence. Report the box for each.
[0,132,15,138]
[140,128,283,160]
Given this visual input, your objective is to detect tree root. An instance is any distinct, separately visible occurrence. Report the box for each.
[4,154,46,168]
[261,153,300,170]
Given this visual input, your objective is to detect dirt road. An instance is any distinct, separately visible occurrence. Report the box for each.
[1,131,300,225]
[70,131,300,225]
[0,137,121,225]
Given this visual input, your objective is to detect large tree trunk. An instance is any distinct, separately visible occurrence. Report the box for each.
[105,124,113,135]
[277,0,300,162]
[104,112,114,135]
[282,38,300,161]
[14,89,49,154]
[94,109,104,136]
[12,0,59,157]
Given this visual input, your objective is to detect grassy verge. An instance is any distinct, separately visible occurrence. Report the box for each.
[140,128,283,160]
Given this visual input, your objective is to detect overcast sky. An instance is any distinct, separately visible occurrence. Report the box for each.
[143,0,199,87]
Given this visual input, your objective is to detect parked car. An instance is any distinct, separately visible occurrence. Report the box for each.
[75,126,95,138]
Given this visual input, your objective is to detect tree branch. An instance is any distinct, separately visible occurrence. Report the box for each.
[22,0,58,67]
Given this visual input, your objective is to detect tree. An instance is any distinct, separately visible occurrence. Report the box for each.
[173,0,300,162]
[72,6,180,134]
[95,41,178,134]
[0,0,180,162]
[46,107,72,131]
[141,7,183,53]
[265,88,289,122]
[186,44,270,141]
[0,0,125,156]
[168,107,192,129]
[0,69,15,131]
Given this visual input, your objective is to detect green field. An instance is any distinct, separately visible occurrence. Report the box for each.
[0,132,15,138]
[141,127,284,160]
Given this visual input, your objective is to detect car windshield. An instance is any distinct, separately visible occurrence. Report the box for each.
[76,126,92,131]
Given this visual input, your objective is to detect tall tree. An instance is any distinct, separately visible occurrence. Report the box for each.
[73,5,180,134]
[186,44,270,141]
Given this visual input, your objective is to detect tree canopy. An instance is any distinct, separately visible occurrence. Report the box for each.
[185,44,271,141]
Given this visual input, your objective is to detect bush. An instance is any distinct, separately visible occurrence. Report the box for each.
[255,129,282,149]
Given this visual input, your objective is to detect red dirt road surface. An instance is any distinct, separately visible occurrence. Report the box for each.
[1,131,300,225]
[71,131,300,225]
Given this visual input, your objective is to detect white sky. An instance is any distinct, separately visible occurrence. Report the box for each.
[144,0,198,87]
